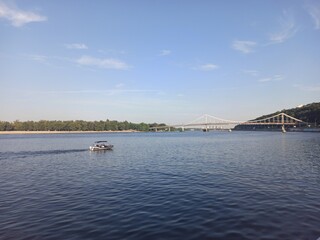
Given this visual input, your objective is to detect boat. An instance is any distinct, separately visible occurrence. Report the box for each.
[89,141,113,151]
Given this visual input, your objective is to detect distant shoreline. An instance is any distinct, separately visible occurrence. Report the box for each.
[0,130,140,135]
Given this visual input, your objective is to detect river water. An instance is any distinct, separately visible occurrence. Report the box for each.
[0,131,319,240]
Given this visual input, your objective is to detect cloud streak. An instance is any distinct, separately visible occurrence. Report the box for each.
[65,43,88,49]
[269,10,298,44]
[159,50,171,56]
[306,2,320,30]
[25,54,48,62]
[33,89,162,97]
[294,84,320,91]
[258,74,285,82]
[232,40,257,54]
[243,70,260,77]
[193,63,219,71]
[76,55,131,70]
[0,2,47,27]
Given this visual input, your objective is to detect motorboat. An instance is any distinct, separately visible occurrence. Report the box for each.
[89,141,113,151]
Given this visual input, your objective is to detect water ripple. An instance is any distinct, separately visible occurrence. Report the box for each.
[0,132,320,239]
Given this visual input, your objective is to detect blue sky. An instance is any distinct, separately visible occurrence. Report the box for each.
[0,0,319,124]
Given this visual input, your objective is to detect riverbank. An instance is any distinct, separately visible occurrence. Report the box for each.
[0,130,140,135]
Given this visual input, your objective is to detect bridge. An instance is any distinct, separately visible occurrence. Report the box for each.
[151,113,306,132]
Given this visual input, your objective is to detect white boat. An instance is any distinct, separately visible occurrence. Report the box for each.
[89,141,113,151]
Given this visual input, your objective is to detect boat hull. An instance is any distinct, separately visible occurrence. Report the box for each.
[89,145,113,151]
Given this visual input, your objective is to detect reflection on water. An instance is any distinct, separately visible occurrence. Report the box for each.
[0,132,319,240]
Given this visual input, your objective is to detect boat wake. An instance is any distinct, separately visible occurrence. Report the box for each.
[0,149,88,160]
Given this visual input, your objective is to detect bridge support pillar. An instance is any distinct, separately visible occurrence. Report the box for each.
[281,113,286,133]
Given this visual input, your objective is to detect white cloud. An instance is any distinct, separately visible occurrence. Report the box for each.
[243,70,259,77]
[258,78,272,82]
[258,74,285,82]
[269,10,298,44]
[76,55,131,70]
[232,40,257,54]
[26,54,48,62]
[273,74,285,81]
[0,2,47,27]
[36,89,161,97]
[65,43,88,49]
[115,83,125,88]
[159,50,171,56]
[244,70,284,83]
[194,63,219,71]
[294,84,320,91]
[306,2,320,30]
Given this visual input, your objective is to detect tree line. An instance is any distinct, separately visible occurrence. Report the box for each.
[235,102,320,130]
[254,102,320,126]
[0,120,167,132]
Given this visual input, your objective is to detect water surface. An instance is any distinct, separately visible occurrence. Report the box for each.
[0,131,320,239]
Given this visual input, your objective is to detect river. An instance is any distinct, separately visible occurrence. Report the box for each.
[0,131,319,240]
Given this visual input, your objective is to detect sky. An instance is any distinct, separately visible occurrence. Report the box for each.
[0,0,320,124]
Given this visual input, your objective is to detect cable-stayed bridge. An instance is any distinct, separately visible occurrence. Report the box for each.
[151,113,306,132]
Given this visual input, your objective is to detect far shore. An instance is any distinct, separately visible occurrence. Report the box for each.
[0,130,140,135]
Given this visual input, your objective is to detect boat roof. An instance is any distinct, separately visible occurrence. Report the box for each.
[94,141,108,143]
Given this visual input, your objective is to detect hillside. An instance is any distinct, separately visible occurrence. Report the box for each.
[234,102,320,131]
[254,102,320,125]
